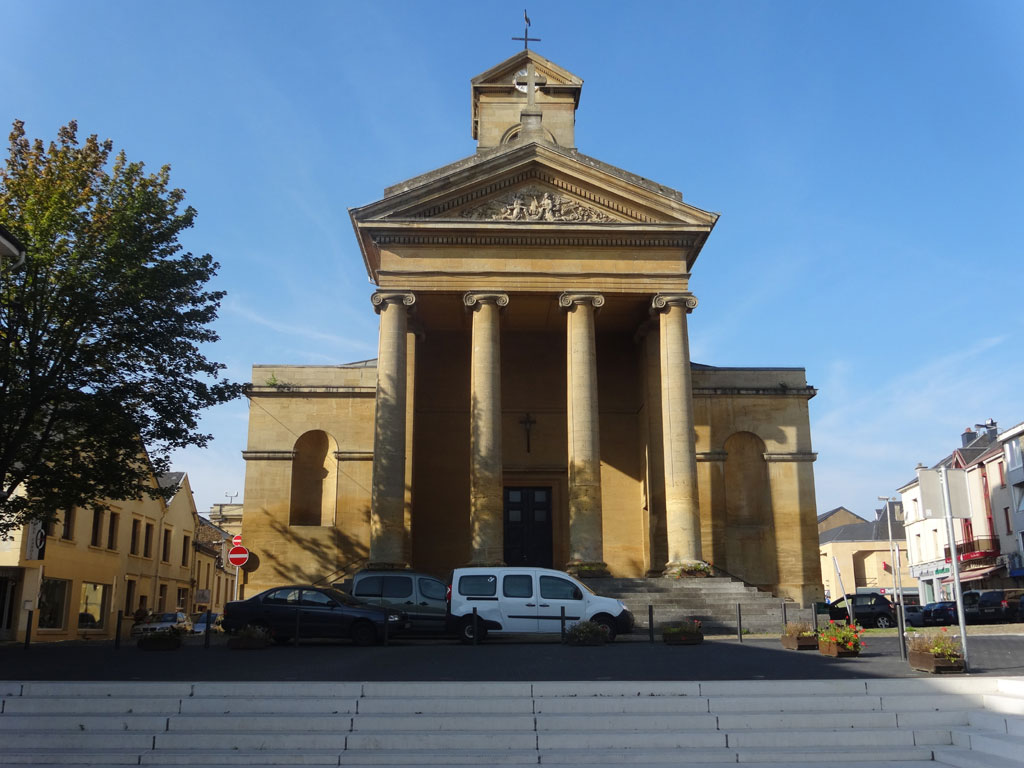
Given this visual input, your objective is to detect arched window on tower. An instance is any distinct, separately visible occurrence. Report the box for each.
[289,430,338,526]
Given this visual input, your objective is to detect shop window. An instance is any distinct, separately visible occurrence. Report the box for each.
[38,578,69,629]
[125,579,136,614]
[78,583,108,630]
[176,587,188,611]
[158,584,167,612]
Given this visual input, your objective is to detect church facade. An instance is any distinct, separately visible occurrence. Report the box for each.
[239,51,823,604]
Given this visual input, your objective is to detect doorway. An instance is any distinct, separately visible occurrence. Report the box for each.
[504,487,553,567]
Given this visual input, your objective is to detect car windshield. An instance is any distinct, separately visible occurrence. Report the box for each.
[153,613,178,623]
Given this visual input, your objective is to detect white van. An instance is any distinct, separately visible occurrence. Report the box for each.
[446,567,634,643]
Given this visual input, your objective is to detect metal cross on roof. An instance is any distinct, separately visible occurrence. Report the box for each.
[512,9,540,50]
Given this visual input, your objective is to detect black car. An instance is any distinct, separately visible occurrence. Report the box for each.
[222,585,410,645]
[976,589,1024,623]
[827,593,895,628]
[922,601,958,626]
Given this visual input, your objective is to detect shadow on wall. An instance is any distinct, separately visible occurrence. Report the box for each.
[259,516,369,587]
[723,431,778,590]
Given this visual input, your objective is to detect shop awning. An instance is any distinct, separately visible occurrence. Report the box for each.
[941,565,1002,584]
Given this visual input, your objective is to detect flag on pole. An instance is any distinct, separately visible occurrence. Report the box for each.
[525,10,531,26]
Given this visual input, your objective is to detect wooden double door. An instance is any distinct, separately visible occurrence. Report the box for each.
[503,486,553,568]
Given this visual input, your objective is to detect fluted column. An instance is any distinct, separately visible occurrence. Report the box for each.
[368,291,416,567]
[559,292,607,576]
[652,293,703,573]
[464,292,509,564]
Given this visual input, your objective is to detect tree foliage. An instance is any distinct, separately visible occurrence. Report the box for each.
[0,120,239,536]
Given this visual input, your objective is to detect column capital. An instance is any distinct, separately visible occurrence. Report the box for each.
[371,291,416,313]
[463,291,509,308]
[558,292,605,310]
[651,293,698,314]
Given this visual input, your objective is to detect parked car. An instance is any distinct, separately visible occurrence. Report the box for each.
[350,570,448,634]
[130,612,193,638]
[190,612,223,634]
[446,566,634,643]
[961,590,982,623]
[902,604,925,628]
[975,589,1024,623]
[222,585,410,645]
[922,601,958,626]
[826,593,895,628]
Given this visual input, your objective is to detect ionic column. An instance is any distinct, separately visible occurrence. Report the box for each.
[368,291,416,567]
[651,293,703,573]
[559,292,607,576]
[464,292,509,564]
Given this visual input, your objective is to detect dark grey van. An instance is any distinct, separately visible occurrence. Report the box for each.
[350,570,449,634]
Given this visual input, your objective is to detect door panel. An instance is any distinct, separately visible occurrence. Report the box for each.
[504,487,553,567]
[499,573,539,632]
[537,574,585,632]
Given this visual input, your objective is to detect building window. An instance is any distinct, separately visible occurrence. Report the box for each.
[176,587,188,611]
[90,510,104,547]
[181,536,191,567]
[61,509,75,541]
[999,462,1006,487]
[106,512,119,551]
[161,529,172,563]
[78,583,108,630]
[143,523,154,558]
[157,584,167,612]
[38,578,69,629]
[130,519,141,555]
[125,579,136,614]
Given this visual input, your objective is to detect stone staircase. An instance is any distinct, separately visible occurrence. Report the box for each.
[582,576,815,634]
[1,678,1023,767]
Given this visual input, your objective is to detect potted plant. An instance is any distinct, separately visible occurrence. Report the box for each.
[662,619,703,645]
[228,623,271,650]
[137,626,183,651]
[564,620,609,646]
[667,562,713,579]
[906,628,965,673]
[817,620,864,656]
[780,621,818,650]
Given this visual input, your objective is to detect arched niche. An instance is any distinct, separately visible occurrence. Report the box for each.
[723,431,778,589]
[289,430,338,527]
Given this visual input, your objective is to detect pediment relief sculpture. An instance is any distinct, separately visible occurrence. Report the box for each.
[457,185,624,223]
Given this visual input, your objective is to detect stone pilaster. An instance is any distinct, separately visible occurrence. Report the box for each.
[464,292,509,564]
[368,291,416,568]
[651,293,703,574]
[558,292,607,576]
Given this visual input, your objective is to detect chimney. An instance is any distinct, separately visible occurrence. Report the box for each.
[961,427,976,447]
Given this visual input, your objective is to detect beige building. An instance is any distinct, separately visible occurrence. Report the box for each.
[0,472,199,642]
[819,504,912,603]
[240,50,823,604]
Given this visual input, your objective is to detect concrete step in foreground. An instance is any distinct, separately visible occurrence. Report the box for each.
[1,678,1023,767]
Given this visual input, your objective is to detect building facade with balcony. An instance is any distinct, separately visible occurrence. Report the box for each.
[899,421,1019,603]
[999,421,1024,579]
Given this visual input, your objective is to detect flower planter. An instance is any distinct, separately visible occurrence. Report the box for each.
[137,633,182,651]
[663,633,703,645]
[908,649,964,673]
[818,640,859,657]
[780,634,819,651]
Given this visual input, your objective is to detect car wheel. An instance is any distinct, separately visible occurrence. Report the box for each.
[591,614,617,642]
[458,616,487,644]
[874,614,894,629]
[350,620,377,647]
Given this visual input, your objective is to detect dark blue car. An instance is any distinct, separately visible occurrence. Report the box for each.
[922,601,957,626]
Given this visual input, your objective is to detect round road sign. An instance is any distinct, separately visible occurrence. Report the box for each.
[232,535,242,546]
[228,545,249,567]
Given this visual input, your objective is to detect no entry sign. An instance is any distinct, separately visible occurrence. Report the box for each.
[232,535,242,546]
[227,545,249,567]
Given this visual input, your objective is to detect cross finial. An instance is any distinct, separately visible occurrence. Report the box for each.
[511,9,540,50]
[514,62,547,108]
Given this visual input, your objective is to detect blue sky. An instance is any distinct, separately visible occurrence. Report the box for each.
[4,1,1022,522]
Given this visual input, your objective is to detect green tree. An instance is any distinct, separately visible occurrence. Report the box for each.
[0,120,239,536]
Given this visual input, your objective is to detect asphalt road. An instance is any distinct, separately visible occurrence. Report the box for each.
[4,633,1024,681]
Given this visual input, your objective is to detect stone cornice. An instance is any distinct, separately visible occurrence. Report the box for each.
[763,452,818,463]
[334,451,374,461]
[241,450,295,461]
[368,227,698,250]
[246,385,375,396]
[692,386,817,399]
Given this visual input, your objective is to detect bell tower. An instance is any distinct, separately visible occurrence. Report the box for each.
[470,50,583,150]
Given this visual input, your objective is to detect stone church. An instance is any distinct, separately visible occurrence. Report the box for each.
[239,50,823,604]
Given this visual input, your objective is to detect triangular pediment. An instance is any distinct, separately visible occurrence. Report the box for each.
[471,50,582,91]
